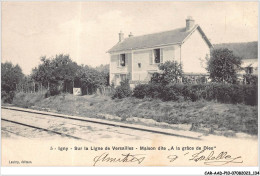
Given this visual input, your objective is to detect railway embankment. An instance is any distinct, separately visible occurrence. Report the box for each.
[9,92,258,137]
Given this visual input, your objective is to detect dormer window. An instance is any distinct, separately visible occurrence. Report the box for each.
[120,54,126,67]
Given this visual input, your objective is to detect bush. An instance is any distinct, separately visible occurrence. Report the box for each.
[111,79,132,99]
[150,61,183,85]
[243,85,257,106]
[1,90,15,103]
[243,74,258,85]
[132,84,150,99]
[132,83,257,106]
[162,84,183,101]
[49,84,61,96]
[133,83,172,101]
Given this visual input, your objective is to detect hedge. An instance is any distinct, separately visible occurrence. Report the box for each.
[132,83,257,106]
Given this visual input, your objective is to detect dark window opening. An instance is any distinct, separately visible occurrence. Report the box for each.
[138,63,141,68]
[120,54,126,66]
[154,49,160,63]
[246,67,253,74]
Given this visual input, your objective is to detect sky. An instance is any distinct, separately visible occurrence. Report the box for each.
[2,1,258,75]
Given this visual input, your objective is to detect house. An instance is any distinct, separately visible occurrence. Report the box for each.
[241,59,258,75]
[108,17,213,86]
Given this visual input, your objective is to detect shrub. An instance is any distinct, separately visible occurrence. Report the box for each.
[243,74,258,85]
[162,84,184,101]
[132,84,150,99]
[1,90,15,103]
[132,82,257,106]
[111,79,132,99]
[150,61,183,85]
[146,83,163,99]
[158,61,183,84]
[243,85,257,106]
[49,84,61,96]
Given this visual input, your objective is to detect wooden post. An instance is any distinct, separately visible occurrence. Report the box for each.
[33,82,35,93]
[72,81,74,94]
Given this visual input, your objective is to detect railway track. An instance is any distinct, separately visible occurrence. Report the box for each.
[1,106,201,140]
[2,118,84,140]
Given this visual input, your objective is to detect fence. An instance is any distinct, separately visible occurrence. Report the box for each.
[16,82,47,94]
[96,86,114,96]
[16,81,114,96]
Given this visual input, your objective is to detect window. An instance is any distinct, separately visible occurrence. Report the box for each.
[120,54,126,67]
[246,67,253,74]
[138,63,141,68]
[153,49,160,63]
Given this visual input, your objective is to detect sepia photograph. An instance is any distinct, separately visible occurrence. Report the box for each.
[1,1,259,174]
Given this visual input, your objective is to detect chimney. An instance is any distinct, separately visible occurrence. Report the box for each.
[128,32,133,38]
[186,16,195,32]
[119,31,124,42]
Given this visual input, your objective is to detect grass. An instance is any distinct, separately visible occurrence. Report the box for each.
[11,92,258,136]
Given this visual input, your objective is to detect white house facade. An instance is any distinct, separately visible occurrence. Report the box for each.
[108,17,213,86]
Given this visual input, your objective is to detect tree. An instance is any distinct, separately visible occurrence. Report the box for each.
[31,56,53,88]
[1,62,24,103]
[207,48,242,84]
[31,54,79,93]
[1,62,24,92]
[151,60,183,85]
[75,65,108,95]
[95,64,109,86]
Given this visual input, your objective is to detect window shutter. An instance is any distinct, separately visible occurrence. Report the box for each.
[150,50,153,64]
[160,49,163,63]
[125,54,128,66]
[117,55,120,67]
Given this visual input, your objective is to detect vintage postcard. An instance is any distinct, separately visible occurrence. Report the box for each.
[1,1,259,174]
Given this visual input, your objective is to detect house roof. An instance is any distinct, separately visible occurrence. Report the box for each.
[108,25,212,53]
[213,41,258,60]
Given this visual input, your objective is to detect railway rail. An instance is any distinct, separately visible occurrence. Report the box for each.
[1,106,201,140]
[2,118,84,140]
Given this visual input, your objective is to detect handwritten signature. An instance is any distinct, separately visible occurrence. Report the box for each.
[93,153,146,166]
[168,149,243,166]
[189,149,243,166]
